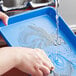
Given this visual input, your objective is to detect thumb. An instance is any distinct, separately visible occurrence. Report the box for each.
[0,12,9,25]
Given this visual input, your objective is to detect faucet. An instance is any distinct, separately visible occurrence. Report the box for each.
[0,0,58,12]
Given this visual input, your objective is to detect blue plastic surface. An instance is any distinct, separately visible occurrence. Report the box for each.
[0,7,76,76]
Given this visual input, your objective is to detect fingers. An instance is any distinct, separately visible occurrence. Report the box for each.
[33,48,54,76]
[37,69,43,76]
[0,12,9,25]
[34,48,54,70]
[33,63,50,76]
[32,65,43,76]
[39,65,50,76]
[42,61,54,71]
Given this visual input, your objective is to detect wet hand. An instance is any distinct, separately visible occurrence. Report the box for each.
[15,47,54,76]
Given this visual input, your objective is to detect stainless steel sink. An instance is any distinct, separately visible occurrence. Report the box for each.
[3,0,30,16]
[2,0,53,16]
[3,0,27,7]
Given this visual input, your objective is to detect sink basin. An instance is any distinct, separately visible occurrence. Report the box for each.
[3,0,28,15]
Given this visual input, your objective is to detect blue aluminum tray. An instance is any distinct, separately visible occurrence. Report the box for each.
[0,7,76,76]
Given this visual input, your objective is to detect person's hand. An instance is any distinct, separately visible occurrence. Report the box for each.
[0,47,54,76]
[0,12,9,25]
[15,47,54,76]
